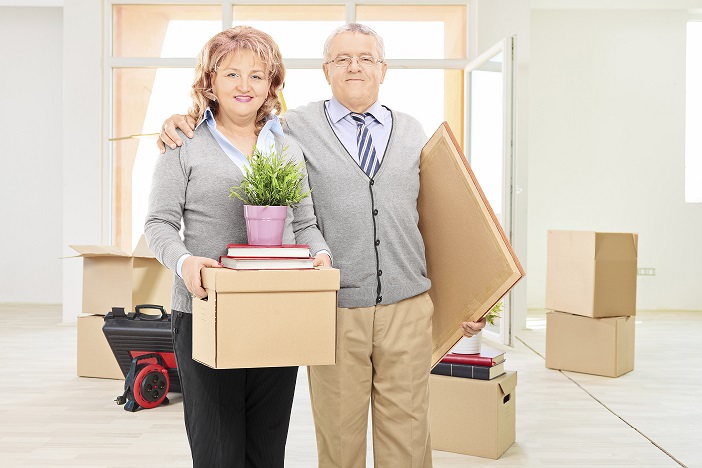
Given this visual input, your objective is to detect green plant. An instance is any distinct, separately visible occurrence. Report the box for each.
[485,301,503,326]
[229,145,311,207]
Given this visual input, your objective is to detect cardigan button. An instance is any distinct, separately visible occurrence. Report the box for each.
[370,179,375,186]
[375,239,380,246]
[376,295,383,304]
[373,209,378,216]
[378,270,383,276]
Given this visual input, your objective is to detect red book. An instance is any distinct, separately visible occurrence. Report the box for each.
[441,346,506,366]
[219,255,314,270]
[226,244,310,258]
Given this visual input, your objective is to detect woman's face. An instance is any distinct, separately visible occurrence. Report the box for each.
[211,49,270,125]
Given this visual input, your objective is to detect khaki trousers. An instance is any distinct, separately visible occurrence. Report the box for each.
[308,292,434,468]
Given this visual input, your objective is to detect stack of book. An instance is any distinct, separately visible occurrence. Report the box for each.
[219,244,315,270]
[431,346,506,381]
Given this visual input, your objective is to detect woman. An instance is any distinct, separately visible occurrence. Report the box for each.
[144,26,331,467]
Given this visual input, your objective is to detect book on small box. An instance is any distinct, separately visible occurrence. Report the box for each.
[431,360,506,380]
[442,346,506,366]
[219,256,314,270]
[226,244,310,258]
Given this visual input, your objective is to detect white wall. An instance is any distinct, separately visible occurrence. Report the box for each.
[529,9,702,310]
[62,0,104,322]
[0,7,63,304]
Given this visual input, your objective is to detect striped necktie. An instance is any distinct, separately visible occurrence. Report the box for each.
[350,112,379,177]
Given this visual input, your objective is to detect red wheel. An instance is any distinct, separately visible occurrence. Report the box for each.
[133,364,170,409]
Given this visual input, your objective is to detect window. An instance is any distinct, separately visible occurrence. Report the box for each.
[686,21,702,203]
[108,1,467,251]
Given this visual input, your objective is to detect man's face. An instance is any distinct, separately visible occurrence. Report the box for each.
[323,32,387,113]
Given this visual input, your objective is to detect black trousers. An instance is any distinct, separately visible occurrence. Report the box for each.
[172,311,298,468]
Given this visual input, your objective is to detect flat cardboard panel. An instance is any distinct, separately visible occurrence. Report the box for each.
[429,371,517,459]
[194,268,339,369]
[418,123,524,368]
[69,245,131,257]
[545,230,637,317]
[76,314,124,380]
[545,311,635,377]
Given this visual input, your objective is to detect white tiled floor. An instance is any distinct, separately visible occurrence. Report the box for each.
[0,305,699,467]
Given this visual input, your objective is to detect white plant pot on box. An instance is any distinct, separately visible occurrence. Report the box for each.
[450,331,482,354]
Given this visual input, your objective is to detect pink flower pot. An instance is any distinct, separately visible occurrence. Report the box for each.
[243,205,288,246]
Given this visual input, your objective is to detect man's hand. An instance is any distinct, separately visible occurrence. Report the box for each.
[460,318,487,338]
[182,255,221,299]
[158,114,196,153]
[313,252,332,268]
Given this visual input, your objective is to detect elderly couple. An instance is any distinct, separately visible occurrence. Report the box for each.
[145,23,485,468]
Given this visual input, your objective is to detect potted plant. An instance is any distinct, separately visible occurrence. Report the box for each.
[229,145,311,245]
[451,301,502,354]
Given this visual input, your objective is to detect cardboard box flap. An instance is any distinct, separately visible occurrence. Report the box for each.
[497,370,518,396]
[594,232,638,261]
[69,244,131,257]
[132,234,156,258]
[418,123,525,369]
[202,267,340,293]
[548,231,638,261]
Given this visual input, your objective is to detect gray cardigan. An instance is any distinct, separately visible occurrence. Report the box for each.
[282,101,431,308]
[144,124,329,313]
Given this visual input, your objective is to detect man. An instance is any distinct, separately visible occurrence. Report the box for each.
[159,23,485,468]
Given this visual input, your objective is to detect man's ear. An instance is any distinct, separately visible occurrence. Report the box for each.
[379,62,388,84]
[323,63,331,85]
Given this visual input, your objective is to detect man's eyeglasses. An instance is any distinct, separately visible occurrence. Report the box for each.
[326,55,384,68]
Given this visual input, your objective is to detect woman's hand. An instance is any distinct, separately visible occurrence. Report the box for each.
[158,114,197,153]
[313,252,332,268]
[182,255,222,298]
[460,317,487,337]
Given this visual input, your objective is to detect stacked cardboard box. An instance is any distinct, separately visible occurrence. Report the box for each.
[71,235,173,379]
[545,230,637,377]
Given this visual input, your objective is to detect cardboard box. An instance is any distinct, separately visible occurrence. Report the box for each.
[77,314,124,379]
[418,123,525,367]
[429,371,517,459]
[546,311,635,377]
[193,267,339,369]
[545,230,638,318]
[69,235,173,315]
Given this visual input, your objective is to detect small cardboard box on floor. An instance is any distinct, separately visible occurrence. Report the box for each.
[546,311,635,377]
[545,230,638,318]
[193,267,339,369]
[429,372,517,459]
[71,235,173,379]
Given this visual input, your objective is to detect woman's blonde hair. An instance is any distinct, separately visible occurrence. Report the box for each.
[189,26,285,134]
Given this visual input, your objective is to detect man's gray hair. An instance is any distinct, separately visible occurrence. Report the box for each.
[323,22,386,62]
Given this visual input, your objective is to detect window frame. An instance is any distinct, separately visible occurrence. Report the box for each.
[105,0,470,249]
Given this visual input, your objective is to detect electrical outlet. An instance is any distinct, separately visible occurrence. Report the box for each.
[637,268,656,276]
